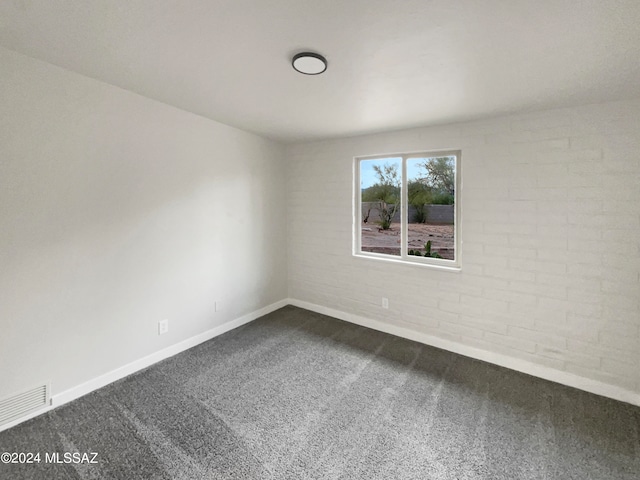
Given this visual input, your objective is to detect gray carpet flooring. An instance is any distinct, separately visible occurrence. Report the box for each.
[1,305,639,479]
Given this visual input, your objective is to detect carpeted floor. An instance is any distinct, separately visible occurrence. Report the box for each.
[1,305,639,479]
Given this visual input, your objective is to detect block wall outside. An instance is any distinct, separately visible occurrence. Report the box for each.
[362,202,454,225]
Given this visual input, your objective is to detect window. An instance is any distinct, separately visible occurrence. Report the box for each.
[355,150,460,268]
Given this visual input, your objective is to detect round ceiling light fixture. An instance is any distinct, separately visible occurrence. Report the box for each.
[292,52,327,75]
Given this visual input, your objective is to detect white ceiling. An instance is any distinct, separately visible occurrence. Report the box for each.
[2,1,640,143]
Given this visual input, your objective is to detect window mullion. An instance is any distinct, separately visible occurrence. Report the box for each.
[401,156,408,259]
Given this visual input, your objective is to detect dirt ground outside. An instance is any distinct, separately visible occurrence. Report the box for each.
[361,223,454,259]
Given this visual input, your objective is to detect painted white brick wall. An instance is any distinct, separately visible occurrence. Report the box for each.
[286,99,640,395]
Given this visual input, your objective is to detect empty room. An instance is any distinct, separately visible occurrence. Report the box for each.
[1,1,639,479]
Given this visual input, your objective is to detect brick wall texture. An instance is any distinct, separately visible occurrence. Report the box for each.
[286,99,640,394]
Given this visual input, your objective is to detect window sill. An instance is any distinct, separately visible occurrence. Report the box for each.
[353,252,461,272]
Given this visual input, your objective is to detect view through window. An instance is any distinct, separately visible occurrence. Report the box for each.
[357,152,459,266]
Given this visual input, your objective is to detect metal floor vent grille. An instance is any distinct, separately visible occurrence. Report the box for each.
[0,384,49,428]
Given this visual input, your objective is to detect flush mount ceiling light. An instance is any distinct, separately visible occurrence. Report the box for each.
[292,52,327,75]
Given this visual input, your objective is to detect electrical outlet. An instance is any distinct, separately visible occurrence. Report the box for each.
[382,297,389,309]
[158,319,169,335]
[214,300,221,313]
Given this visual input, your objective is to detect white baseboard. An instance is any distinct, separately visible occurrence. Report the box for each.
[53,299,289,407]
[3,295,637,434]
[288,298,640,407]
[0,299,288,433]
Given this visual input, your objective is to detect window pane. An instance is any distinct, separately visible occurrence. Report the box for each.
[360,157,402,256]
[406,156,455,260]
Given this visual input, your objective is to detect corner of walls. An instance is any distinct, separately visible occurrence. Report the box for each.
[50,299,290,407]
[285,98,640,406]
[1,48,289,412]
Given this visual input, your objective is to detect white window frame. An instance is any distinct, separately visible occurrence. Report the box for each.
[353,150,461,271]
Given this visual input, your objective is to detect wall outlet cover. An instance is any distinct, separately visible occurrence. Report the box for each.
[158,319,169,335]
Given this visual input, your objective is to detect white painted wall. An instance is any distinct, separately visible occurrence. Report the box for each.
[0,47,288,400]
[287,100,640,397]
[1,44,639,412]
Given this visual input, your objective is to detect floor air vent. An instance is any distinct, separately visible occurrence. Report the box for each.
[0,384,49,428]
